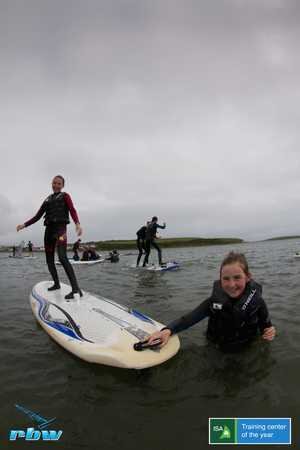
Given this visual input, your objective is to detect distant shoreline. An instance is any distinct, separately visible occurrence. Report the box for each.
[264,235,300,241]
[92,237,244,251]
[2,235,299,252]
[1,237,244,252]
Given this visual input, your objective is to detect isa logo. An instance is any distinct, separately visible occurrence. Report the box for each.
[9,404,63,441]
[209,417,291,445]
[209,418,236,444]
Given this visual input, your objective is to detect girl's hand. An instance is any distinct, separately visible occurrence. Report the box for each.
[16,224,25,232]
[262,326,276,341]
[147,329,172,348]
[76,223,82,236]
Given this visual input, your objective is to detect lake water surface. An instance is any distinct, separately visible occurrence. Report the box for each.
[0,239,299,449]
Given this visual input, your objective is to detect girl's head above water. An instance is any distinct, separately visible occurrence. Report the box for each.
[220,252,251,299]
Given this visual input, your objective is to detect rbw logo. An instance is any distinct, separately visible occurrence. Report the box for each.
[9,427,62,441]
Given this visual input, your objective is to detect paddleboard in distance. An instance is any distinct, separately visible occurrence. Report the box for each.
[131,261,180,272]
[30,281,180,369]
[9,255,37,259]
[146,261,180,272]
[56,258,105,265]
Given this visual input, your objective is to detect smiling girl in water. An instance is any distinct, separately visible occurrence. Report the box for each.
[146,252,275,352]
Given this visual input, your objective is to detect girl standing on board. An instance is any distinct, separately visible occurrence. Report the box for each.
[16,175,82,299]
[145,252,276,352]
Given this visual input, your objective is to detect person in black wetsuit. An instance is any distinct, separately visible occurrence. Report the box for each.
[72,239,81,260]
[145,252,276,352]
[142,216,166,267]
[16,175,83,300]
[136,221,149,267]
[106,250,119,263]
[27,240,33,256]
[81,246,90,261]
[88,246,100,260]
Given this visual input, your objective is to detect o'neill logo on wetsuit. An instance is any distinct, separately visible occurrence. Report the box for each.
[212,303,223,310]
[241,289,256,311]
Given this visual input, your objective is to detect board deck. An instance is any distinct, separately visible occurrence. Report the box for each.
[30,281,180,369]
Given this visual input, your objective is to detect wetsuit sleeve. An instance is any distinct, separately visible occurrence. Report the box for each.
[24,202,46,227]
[165,298,211,335]
[157,223,166,229]
[257,297,272,332]
[64,193,80,224]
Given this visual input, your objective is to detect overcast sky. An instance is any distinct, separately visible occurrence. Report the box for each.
[1,0,300,245]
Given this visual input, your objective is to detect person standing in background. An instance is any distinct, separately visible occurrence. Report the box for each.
[143,216,166,267]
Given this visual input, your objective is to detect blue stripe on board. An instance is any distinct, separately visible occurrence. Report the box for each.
[31,288,82,341]
[130,309,154,324]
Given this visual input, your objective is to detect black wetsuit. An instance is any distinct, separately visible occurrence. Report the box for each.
[25,192,81,295]
[143,222,166,266]
[165,280,272,352]
[81,250,89,261]
[136,226,147,266]
[88,249,100,260]
[106,252,119,263]
[72,240,81,260]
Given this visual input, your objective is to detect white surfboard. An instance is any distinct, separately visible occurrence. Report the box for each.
[146,261,180,272]
[132,261,180,272]
[293,253,300,258]
[30,281,180,369]
[56,258,105,265]
[9,255,37,259]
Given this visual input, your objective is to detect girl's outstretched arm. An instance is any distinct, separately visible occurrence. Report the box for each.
[16,202,46,230]
[146,298,211,347]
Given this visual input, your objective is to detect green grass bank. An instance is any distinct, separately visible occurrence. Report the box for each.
[92,237,244,251]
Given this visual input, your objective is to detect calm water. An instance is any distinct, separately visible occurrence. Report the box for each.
[0,240,299,449]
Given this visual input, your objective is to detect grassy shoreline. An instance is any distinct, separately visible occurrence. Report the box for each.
[92,237,244,251]
[264,235,300,241]
[0,237,244,252]
[2,235,299,252]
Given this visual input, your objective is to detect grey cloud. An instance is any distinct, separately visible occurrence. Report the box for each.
[1,0,300,245]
